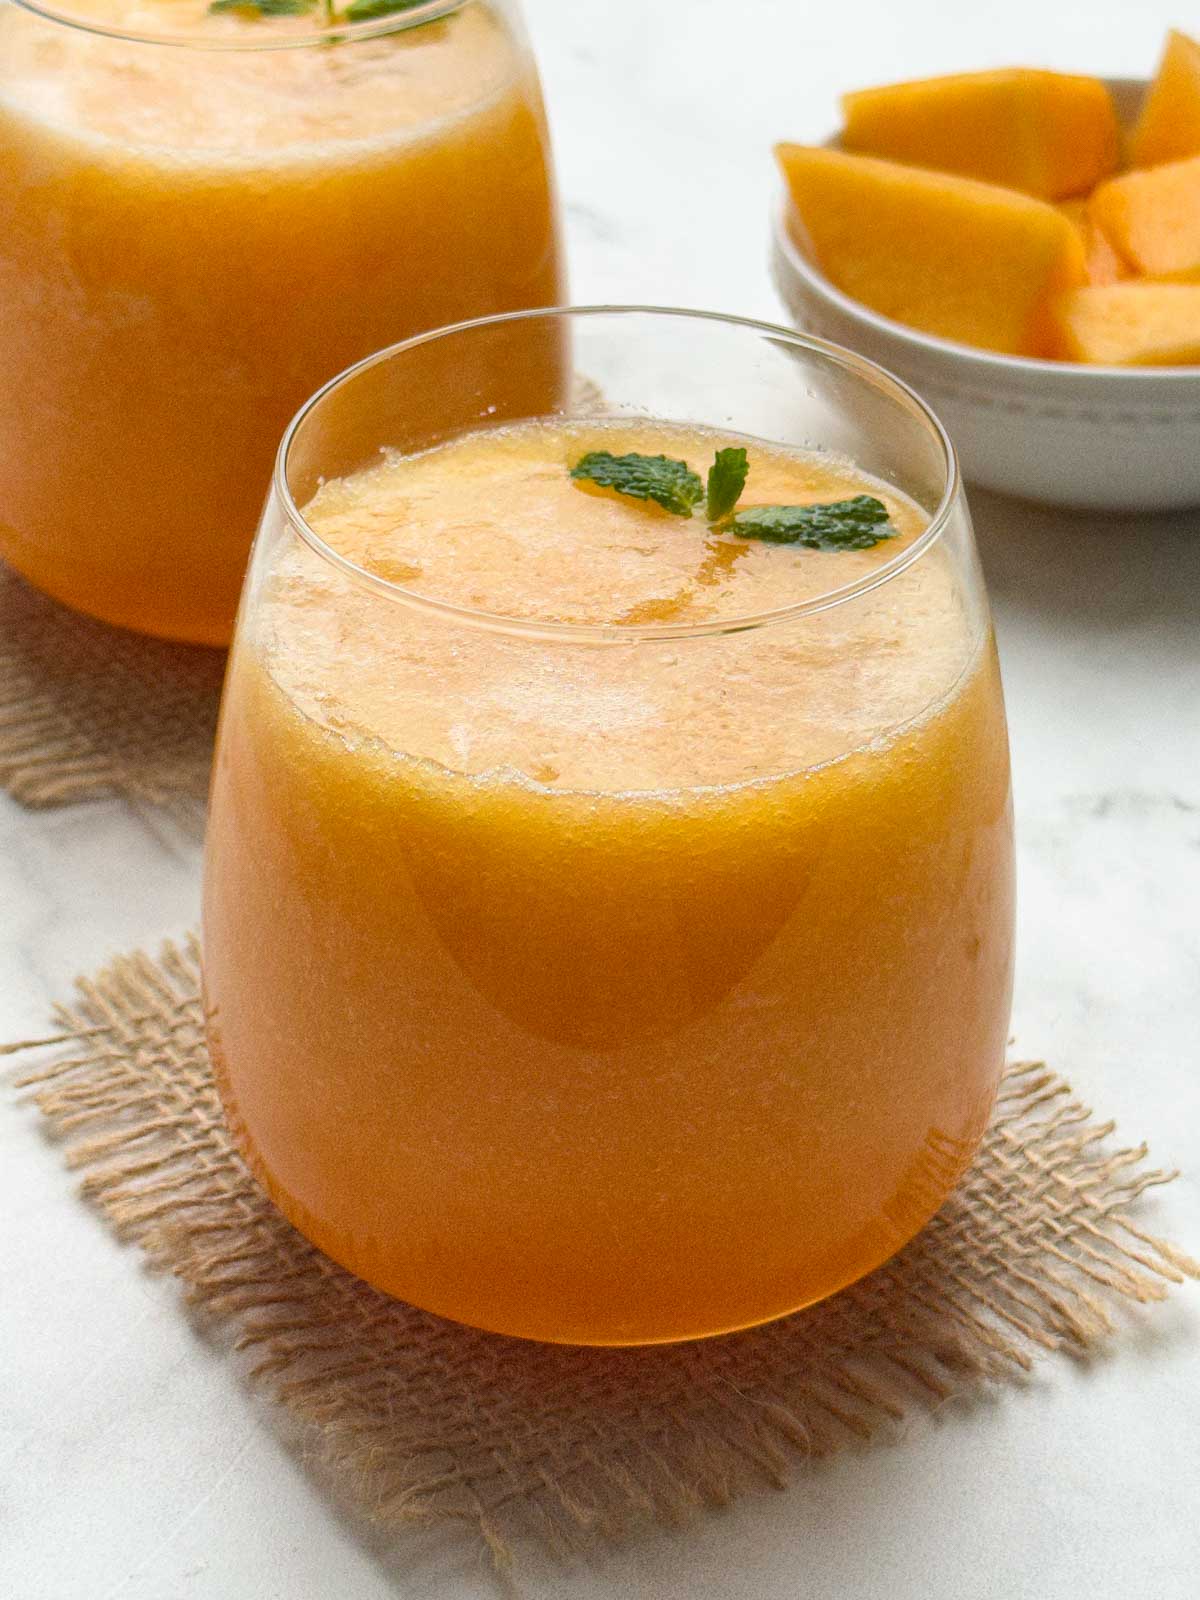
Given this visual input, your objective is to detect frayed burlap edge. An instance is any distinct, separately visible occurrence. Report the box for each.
[0,563,224,829]
[6,935,1197,1566]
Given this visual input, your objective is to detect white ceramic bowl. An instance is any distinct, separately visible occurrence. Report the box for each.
[770,79,1200,512]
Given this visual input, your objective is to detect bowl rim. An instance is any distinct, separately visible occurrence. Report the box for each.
[773,74,1200,386]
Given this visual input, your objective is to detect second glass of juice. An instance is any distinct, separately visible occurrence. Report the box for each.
[202,307,1015,1345]
[0,0,563,643]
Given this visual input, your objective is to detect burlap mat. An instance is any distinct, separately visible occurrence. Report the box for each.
[0,562,224,826]
[7,936,1196,1566]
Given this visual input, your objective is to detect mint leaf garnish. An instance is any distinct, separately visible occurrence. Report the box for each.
[567,451,895,550]
[705,447,749,523]
[728,495,894,549]
[344,0,427,18]
[208,0,429,19]
[570,452,704,518]
[209,0,314,13]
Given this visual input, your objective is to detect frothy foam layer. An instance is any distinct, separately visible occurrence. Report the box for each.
[255,419,975,792]
[0,2,514,157]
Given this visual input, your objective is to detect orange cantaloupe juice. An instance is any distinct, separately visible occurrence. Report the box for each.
[0,1,562,643]
[202,419,1015,1345]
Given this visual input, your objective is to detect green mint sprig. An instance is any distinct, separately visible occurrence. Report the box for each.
[344,0,427,19]
[568,446,895,550]
[727,495,895,550]
[209,0,429,23]
[209,0,314,14]
[570,452,704,518]
[705,447,749,523]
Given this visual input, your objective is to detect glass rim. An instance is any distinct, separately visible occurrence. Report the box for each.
[275,304,965,646]
[7,0,469,52]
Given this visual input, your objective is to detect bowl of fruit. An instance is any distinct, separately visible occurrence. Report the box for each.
[771,31,1200,512]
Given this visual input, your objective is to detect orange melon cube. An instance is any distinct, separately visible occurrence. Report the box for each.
[1130,30,1200,168]
[1057,200,1131,286]
[841,68,1120,200]
[1089,154,1200,280]
[1053,283,1200,364]
[776,144,1086,356]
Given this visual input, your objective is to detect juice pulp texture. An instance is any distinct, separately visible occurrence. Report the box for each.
[0,1,562,643]
[203,420,1015,1345]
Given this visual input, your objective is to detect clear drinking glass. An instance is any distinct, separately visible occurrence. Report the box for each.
[202,307,1015,1346]
[0,0,562,644]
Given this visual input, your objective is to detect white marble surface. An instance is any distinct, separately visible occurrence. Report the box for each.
[2,1,1199,1595]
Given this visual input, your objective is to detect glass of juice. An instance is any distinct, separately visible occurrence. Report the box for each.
[202,307,1015,1346]
[0,0,562,644]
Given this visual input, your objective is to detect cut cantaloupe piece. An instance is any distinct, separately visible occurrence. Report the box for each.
[1089,154,1200,280]
[1053,283,1200,364]
[1057,200,1131,286]
[776,144,1086,356]
[1130,30,1200,168]
[840,68,1120,200]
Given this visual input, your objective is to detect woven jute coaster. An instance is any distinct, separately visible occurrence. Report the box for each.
[7,936,1196,1565]
[0,563,224,826]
